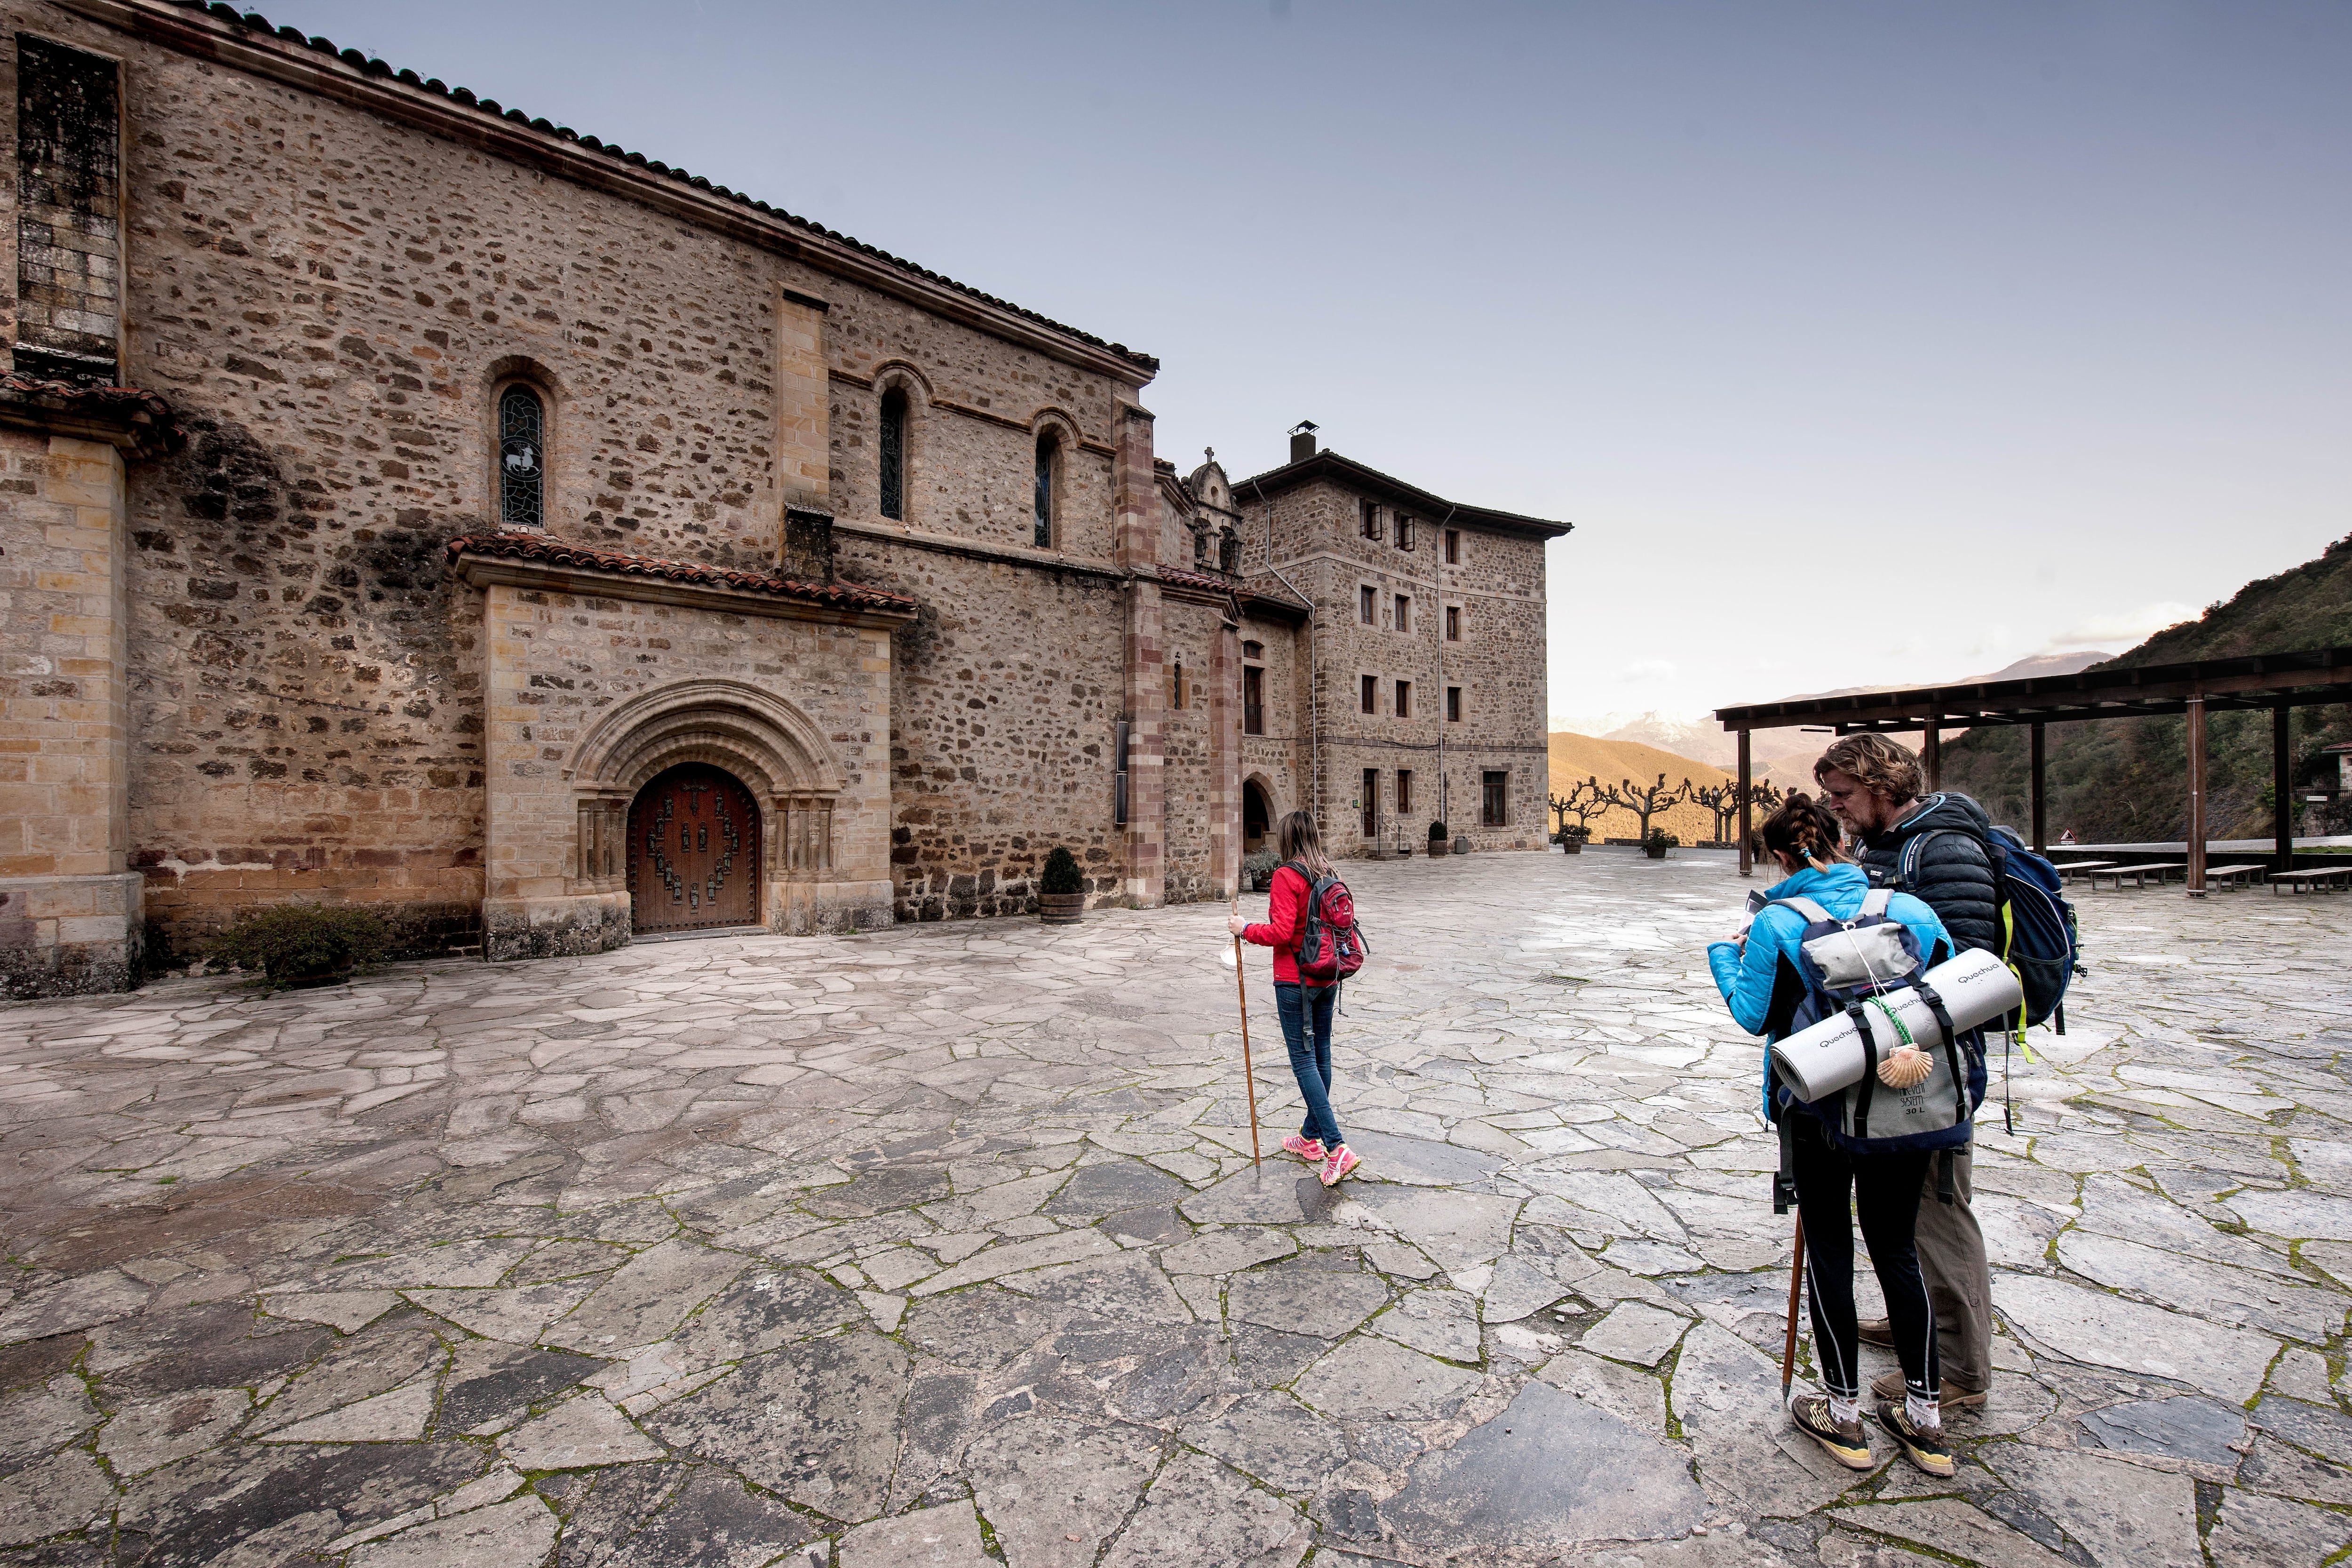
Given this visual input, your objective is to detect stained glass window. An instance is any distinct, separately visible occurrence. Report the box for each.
[499,386,544,531]
[879,388,907,521]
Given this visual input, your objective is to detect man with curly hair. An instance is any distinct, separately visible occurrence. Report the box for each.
[1812,733,1997,1414]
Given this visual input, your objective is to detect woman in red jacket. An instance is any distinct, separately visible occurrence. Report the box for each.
[1227,811,1361,1186]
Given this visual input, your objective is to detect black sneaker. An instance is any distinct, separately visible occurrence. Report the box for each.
[1790,1393,1873,1470]
[1877,1399,1956,1478]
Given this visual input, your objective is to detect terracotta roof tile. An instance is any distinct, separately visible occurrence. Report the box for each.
[445,532,915,613]
[165,2,1155,372]
[0,374,184,452]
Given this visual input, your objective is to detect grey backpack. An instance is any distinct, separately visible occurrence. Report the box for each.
[1772,890,1976,1150]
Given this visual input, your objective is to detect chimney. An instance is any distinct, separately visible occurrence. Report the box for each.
[1288,420,1319,464]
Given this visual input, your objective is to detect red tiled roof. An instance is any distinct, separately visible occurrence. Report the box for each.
[0,374,184,452]
[162,2,1155,373]
[446,533,916,613]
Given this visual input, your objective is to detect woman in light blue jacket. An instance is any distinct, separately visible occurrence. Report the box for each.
[1708,793,1962,1481]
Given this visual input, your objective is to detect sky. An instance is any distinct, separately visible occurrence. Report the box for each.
[282,0,2352,724]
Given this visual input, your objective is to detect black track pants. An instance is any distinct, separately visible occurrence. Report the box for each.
[1790,1112,1939,1402]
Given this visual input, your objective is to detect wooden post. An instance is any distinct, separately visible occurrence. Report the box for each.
[1737,728,1754,878]
[1922,718,1942,793]
[2274,703,2294,873]
[2185,694,2208,897]
[2029,721,2047,853]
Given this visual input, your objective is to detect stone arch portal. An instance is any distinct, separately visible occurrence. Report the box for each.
[1243,777,1274,854]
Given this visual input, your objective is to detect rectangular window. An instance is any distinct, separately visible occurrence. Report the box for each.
[1446,686,1462,723]
[1444,529,1461,565]
[1360,674,1378,715]
[1362,769,1380,838]
[1242,639,1263,659]
[1396,514,1414,550]
[1359,585,1376,624]
[1394,679,1411,718]
[1243,665,1264,735]
[1445,605,1461,642]
[1397,769,1414,814]
[1482,771,1508,827]
[1394,595,1410,634]
[16,36,122,384]
[1360,501,1381,541]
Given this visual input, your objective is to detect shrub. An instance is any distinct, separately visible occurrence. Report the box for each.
[1644,827,1680,848]
[1427,820,1448,841]
[1242,849,1280,886]
[1040,845,1083,896]
[205,904,389,989]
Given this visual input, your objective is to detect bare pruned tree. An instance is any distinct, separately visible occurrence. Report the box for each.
[1549,777,1609,840]
[1690,777,1786,845]
[1602,773,1691,841]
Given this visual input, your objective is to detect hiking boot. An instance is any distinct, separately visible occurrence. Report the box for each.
[1872,1370,1987,1410]
[1282,1134,1327,1164]
[1788,1394,1873,1470]
[1877,1400,1956,1478]
[1318,1145,1362,1187]
[1857,1317,1895,1347]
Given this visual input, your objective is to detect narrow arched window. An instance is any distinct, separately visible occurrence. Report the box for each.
[879,388,907,521]
[498,385,544,531]
[1034,434,1057,549]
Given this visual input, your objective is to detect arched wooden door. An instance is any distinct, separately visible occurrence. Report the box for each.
[1243,781,1271,854]
[627,763,760,935]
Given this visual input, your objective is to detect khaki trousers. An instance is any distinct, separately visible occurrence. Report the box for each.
[1915,1146,1993,1393]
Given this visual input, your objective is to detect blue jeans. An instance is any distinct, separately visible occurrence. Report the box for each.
[1273,982,1342,1148]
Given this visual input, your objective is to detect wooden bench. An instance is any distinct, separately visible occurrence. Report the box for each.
[2203,864,2268,890]
[2091,862,2184,890]
[2052,861,2116,886]
[2272,866,2352,895]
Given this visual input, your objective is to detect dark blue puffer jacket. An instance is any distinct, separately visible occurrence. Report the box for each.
[1856,792,2001,955]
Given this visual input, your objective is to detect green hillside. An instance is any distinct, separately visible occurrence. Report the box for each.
[1943,534,2352,844]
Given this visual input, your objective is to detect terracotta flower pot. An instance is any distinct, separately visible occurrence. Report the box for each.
[1038,891,1085,925]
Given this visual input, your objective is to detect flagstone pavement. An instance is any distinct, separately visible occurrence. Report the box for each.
[3,849,2351,1567]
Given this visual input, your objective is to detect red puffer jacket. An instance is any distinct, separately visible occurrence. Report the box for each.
[1242,864,1312,985]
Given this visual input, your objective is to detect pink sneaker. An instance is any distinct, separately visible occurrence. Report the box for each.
[1318,1145,1362,1186]
[1281,1134,1326,1164]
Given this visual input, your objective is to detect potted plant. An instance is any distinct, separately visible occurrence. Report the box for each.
[1242,849,1279,892]
[1643,828,1679,860]
[1453,833,1473,856]
[1556,825,1590,856]
[1039,846,1086,924]
[1427,822,1449,858]
[205,904,390,990]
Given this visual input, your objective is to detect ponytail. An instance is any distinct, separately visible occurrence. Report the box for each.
[1756,792,1845,870]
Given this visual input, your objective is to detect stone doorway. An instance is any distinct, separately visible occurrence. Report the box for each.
[628,763,760,935]
[1243,780,1271,854]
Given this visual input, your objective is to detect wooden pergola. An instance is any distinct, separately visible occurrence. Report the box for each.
[1714,645,2352,893]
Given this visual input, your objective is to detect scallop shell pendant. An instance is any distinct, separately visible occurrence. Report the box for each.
[1877,1046,1934,1089]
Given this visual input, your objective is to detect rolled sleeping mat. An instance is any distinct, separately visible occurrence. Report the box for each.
[1767,947,2024,1103]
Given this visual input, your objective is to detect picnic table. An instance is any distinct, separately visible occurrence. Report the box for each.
[2272,866,2352,895]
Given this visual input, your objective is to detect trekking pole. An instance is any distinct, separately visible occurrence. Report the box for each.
[1231,898,1262,1167]
[1780,1211,1806,1403]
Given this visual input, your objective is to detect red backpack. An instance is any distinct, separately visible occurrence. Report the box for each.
[1283,862,1370,988]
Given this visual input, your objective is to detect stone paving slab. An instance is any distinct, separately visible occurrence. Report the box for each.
[1,850,2349,1563]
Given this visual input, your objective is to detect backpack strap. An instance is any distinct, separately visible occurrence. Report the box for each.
[1859,887,1894,918]
[1845,1001,1879,1138]
[1916,981,1970,1127]
[1772,895,1835,925]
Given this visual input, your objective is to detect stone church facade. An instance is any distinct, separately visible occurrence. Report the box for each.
[0,0,1568,998]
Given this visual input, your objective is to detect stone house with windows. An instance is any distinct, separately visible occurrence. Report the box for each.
[0,0,1567,998]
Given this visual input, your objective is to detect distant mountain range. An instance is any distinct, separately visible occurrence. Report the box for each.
[1551,649,2114,783]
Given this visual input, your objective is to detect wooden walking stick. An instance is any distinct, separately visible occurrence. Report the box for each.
[1231,897,1262,1167]
[1780,1211,1806,1403]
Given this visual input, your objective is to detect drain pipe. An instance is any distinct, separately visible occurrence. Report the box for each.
[1253,478,1317,816]
[1434,502,1455,831]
